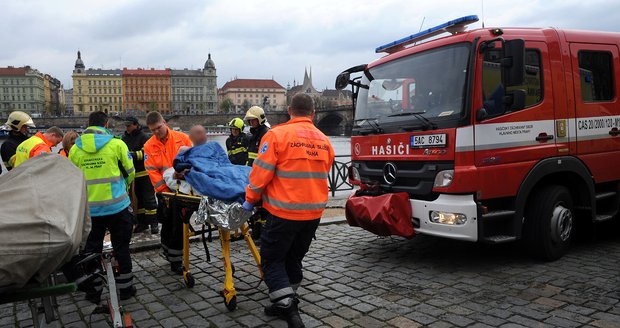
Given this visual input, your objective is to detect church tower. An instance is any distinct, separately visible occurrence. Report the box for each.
[203,53,218,111]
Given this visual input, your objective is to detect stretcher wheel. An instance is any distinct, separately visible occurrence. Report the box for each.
[184,272,195,288]
[225,295,237,311]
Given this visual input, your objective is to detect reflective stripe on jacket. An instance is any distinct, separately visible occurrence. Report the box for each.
[226,133,249,165]
[143,129,192,192]
[69,126,135,217]
[13,132,54,168]
[246,124,269,166]
[245,117,335,220]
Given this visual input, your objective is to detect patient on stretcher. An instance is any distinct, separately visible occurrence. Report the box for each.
[169,142,251,202]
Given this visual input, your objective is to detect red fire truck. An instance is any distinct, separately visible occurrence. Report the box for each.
[337,15,620,260]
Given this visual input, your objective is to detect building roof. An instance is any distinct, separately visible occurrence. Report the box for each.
[0,67,28,76]
[321,89,340,97]
[221,78,284,90]
[122,68,171,76]
[204,53,215,70]
[85,69,122,76]
[170,69,204,77]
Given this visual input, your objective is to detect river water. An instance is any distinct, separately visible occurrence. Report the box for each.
[0,135,351,176]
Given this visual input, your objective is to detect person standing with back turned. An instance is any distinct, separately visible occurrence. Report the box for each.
[122,116,159,234]
[69,111,136,303]
[243,94,335,328]
[143,111,192,274]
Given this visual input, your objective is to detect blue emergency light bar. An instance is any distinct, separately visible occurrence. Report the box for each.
[375,15,479,54]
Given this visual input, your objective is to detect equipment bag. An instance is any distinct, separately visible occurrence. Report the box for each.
[345,191,415,238]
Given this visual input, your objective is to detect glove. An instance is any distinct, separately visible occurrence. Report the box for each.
[242,201,254,212]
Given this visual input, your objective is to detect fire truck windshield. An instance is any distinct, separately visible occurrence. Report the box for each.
[355,43,470,133]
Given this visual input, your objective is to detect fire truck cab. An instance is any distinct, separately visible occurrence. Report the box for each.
[337,15,620,260]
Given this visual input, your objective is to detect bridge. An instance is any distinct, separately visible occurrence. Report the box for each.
[13,105,354,136]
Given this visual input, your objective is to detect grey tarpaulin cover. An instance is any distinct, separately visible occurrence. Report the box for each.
[0,153,91,290]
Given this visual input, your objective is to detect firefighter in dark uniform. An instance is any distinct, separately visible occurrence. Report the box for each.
[225,117,249,165]
[121,116,159,234]
[244,106,270,242]
[245,106,270,167]
[1,111,35,173]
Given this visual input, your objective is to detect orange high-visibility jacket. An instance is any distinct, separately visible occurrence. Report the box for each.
[13,132,55,168]
[245,117,335,220]
[144,129,192,192]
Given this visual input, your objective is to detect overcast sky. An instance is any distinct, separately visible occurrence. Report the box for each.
[1,0,619,91]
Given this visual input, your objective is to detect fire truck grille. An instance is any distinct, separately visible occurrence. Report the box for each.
[356,160,454,200]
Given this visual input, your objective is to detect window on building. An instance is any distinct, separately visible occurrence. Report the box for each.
[578,51,614,102]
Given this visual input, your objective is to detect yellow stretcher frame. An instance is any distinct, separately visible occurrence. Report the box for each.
[159,191,262,311]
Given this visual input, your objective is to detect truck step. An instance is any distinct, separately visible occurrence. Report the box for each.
[594,214,615,222]
[595,191,617,201]
[482,210,515,220]
[482,235,517,244]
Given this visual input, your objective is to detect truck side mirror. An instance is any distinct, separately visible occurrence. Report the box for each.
[502,39,525,87]
[505,89,526,111]
[476,107,488,121]
[335,72,351,90]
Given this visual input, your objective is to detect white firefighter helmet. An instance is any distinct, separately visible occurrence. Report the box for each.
[244,106,266,125]
[5,111,35,131]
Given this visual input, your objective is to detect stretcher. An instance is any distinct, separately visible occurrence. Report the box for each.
[0,277,76,328]
[159,190,263,311]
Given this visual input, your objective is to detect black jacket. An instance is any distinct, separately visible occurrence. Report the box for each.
[246,124,270,166]
[122,128,150,172]
[1,131,28,173]
[226,133,249,165]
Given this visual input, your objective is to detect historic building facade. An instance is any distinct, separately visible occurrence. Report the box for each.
[123,68,171,113]
[43,74,64,115]
[64,89,73,115]
[170,54,218,114]
[0,66,45,116]
[219,78,286,113]
[72,51,123,115]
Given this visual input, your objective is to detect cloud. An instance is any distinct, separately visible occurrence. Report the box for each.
[0,0,619,92]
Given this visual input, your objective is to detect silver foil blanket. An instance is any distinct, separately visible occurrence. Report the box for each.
[196,197,252,231]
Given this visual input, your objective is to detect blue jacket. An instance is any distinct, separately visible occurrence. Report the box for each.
[173,142,251,203]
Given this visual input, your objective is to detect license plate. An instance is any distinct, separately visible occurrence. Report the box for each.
[410,133,447,148]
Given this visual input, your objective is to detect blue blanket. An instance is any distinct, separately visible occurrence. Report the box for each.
[173,142,251,203]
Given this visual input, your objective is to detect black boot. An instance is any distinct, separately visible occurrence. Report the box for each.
[264,298,304,328]
[170,261,183,275]
[85,289,102,304]
[119,286,137,300]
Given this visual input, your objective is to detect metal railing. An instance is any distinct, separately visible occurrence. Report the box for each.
[328,155,353,197]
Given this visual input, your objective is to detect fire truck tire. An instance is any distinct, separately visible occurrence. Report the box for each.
[524,185,573,261]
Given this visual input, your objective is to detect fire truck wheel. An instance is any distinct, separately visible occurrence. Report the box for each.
[524,185,574,261]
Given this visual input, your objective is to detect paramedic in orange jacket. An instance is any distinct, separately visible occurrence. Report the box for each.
[244,93,335,328]
[143,111,192,274]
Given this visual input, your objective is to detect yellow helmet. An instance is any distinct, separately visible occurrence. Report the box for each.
[228,117,244,130]
[244,106,266,125]
[5,111,35,131]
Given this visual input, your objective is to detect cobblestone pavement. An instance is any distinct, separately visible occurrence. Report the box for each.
[1,222,619,328]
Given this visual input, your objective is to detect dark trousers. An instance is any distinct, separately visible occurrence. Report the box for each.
[260,212,320,302]
[84,207,134,292]
[134,175,157,226]
[157,194,183,264]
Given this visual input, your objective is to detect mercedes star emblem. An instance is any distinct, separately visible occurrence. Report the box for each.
[383,162,397,185]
